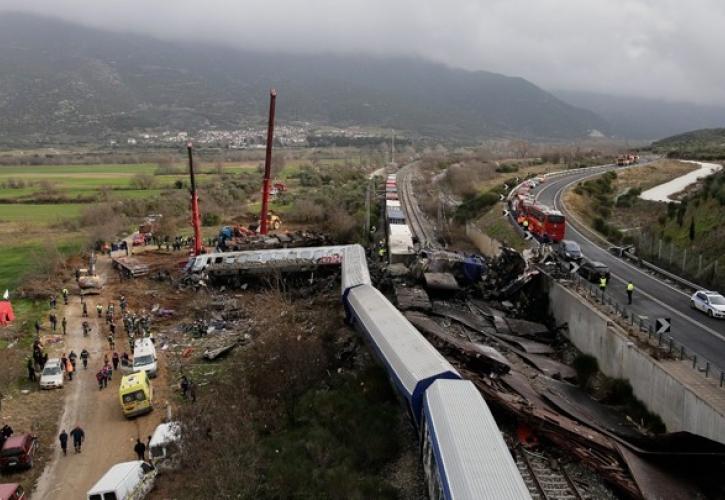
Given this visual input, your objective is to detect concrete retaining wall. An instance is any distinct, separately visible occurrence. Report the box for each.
[547,276,725,444]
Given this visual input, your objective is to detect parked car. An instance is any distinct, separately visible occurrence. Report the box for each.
[0,434,37,472]
[690,291,725,319]
[578,260,611,283]
[557,240,583,262]
[39,358,64,390]
[0,483,26,500]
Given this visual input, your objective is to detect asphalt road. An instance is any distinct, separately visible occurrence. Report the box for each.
[532,165,725,371]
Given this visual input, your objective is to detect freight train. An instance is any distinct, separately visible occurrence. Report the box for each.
[384,174,415,263]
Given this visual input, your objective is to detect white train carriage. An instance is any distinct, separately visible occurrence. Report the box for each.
[422,380,532,500]
[344,284,460,424]
[388,224,415,263]
[341,244,371,296]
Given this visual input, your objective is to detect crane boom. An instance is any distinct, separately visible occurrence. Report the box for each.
[259,89,277,235]
[187,142,203,256]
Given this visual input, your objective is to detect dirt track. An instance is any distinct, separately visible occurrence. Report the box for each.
[33,255,165,499]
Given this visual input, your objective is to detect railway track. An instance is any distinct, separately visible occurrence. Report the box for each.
[397,162,438,248]
[515,448,585,500]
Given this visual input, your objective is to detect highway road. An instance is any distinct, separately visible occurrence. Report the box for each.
[532,165,725,371]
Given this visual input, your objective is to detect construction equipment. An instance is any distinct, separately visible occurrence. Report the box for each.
[187,142,203,256]
[259,89,277,235]
[78,252,102,295]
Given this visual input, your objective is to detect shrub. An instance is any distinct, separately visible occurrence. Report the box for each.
[202,213,221,226]
[130,173,156,190]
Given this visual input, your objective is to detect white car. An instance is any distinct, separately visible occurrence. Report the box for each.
[39,358,64,389]
[690,290,725,318]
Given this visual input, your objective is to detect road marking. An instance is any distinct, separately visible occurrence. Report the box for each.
[549,174,725,344]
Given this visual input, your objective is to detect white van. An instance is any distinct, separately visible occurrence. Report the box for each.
[87,461,156,500]
[133,339,157,378]
[149,422,181,470]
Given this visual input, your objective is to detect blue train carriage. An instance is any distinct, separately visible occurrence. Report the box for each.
[344,284,460,425]
[422,380,532,500]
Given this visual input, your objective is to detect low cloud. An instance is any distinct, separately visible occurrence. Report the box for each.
[1,0,724,104]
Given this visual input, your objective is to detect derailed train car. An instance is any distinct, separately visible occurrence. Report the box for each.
[341,250,531,500]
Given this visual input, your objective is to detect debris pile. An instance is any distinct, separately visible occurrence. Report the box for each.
[388,246,725,499]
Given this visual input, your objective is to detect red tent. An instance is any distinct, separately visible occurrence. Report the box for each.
[0,301,15,326]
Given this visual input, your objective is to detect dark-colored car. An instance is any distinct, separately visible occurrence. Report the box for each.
[0,483,26,500]
[578,260,611,283]
[556,239,583,262]
[0,435,37,472]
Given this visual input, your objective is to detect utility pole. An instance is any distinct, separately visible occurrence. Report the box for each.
[391,130,395,165]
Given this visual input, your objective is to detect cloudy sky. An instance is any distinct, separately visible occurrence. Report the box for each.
[2,0,724,105]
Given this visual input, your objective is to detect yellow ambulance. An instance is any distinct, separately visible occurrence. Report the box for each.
[119,371,153,418]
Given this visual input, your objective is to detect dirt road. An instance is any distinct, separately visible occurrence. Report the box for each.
[33,256,165,499]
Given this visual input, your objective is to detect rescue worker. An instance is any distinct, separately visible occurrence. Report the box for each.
[62,288,69,305]
[626,281,634,305]
[599,275,607,293]
[69,425,84,453]
[50,295,56,309]
[27,357,36,382]
[134,438,146,461]
[58,429,68,456]
[66,356,74,381]
[82,302,88,318]
[80,348,89,369]
[522,219,529,231]
[61,316,67,335]
[96,303,103,318]
[49,312,57,332]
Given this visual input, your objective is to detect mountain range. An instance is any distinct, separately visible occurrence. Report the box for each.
[0,12,608,144]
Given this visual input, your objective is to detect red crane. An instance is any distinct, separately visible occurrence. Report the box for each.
[186,142,203,255]
[259,89,277,235]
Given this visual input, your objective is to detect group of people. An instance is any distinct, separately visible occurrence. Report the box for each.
[57,426,85,455]
[597,276,636,305]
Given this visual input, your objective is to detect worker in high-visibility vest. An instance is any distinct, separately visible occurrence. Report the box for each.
[626,281,634,305]
[522,219,529,230]
[599,275,607,292]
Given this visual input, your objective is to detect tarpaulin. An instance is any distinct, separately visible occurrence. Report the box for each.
[0,301,15,325]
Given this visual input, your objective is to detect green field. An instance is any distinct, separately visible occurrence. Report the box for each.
[0,203,84,223]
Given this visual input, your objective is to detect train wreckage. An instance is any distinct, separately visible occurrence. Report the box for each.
[183,243,725,499]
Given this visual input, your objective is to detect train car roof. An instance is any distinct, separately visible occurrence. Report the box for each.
[346,285,460,424]
[341,244,371,294]
[424,380,532,500]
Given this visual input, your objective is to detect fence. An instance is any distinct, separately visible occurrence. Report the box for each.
[633,231,722,291]
[566,271,725,389]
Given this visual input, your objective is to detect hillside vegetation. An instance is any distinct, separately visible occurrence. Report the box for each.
[652,128,725,160]
[566,160,725,289]
[0,13,608,143]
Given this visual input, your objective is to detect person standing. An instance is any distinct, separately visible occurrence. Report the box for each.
[50,295,56,310]
[27,358,36,382]
[49,312,57,332]
[58,430,68,456]
[599,275,607,293]
[69,425,85,453]
[62,288,69,305]
[626,281,635,305]
[61,317,67,336]
[96,370,105,390]
[80,349,89,369]
[35,320,41,335]
[96,304,103,318]
[82,302,88,318]
[112,352,120,371]
[66,357,74,381]
[133,438,146,461]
